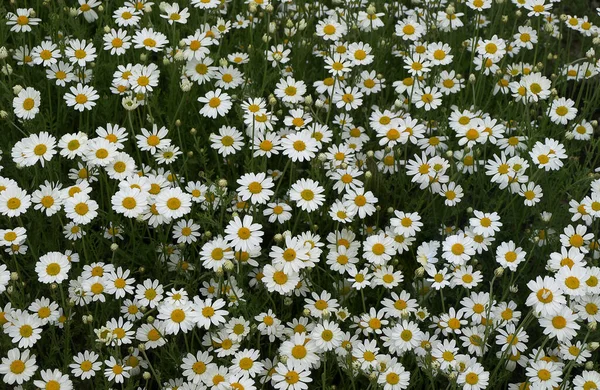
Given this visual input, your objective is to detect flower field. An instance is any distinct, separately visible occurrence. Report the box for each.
[1,0,600,389]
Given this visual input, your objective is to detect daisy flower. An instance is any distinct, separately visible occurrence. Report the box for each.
[132,27,169,52]
[70,350,101,380]
[22,132,57,167]
[103,357,130,384]
[262,264,300,295]
[102,28,131,55]
[279,333,319,370]
[378,362,411,390]
[237,172,275,205]
[526,276,567,316]
[64,193,98,224]
[130,63,160,94]
[4,310,43,348]
[281,130,319,162]
[198,89,232,118]
[46,61,77,87]
[549,97,577,125]
[289,178,325,212]
[155,187,192,219]
[224,215,264,252]
[64,83,99,111]
[65,39,96,66]
[160,3,190,25]
[231,349,264,378]
[272,361,312,390]
[274,77,307,104]
[457,363,489,390]
[6,8,41,32]
[442,234,476,265]
[264,201,293,224]
[0,186,31,217]
[315,19,347,41]
[209,125,244,157]
[469,210,502,237]
[413,86,443,111]
[525,360,562,389]
[33,369,73,390]
[0,348,38,385]
[190,297,228,330]
[13,87,41,120]
[173,219,201,244]
[157,301,195,335]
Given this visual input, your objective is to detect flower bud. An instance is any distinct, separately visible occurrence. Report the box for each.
[10,272,18,281]
[224,260,234,271]
[143,371,151,380]
[415,267,425,277]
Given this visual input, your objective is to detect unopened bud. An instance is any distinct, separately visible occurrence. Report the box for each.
[415,267,425,277]
[224,260,234,271]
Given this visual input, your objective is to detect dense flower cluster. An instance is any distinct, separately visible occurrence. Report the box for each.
[0,0,600,389]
